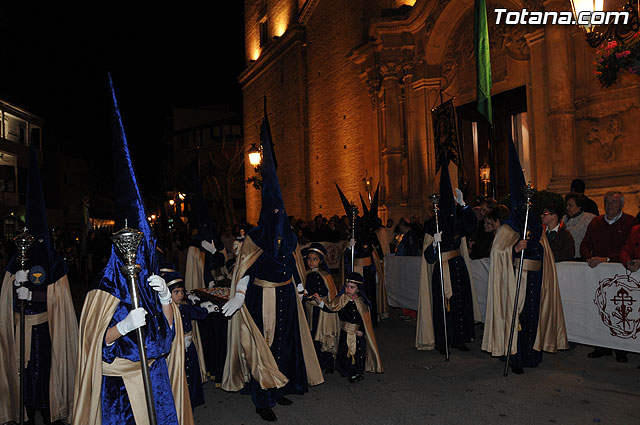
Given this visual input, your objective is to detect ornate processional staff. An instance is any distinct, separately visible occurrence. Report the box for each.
[504,183,536,377]
[14,228,34,425]
[111,221,158,425]
[429,194,450,361]
[350,202,358,273]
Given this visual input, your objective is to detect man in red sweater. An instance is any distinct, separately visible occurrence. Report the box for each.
[580,191,636,362]
[580,191,636,267]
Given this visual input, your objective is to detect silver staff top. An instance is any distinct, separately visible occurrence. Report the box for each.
[523,183,536,201]
[111,224,144,266]
[429,193,441,207]
[14,229,35,256]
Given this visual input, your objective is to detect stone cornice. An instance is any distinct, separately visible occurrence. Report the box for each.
[238,24,306,88]
[368,0,437,39]
[298,0,321,26]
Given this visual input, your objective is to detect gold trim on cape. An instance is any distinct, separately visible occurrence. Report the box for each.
[323,294,383,373]
[0,272,78,424]
[222,236,324,392]
[72,289,193,425]
[481,226,568,356]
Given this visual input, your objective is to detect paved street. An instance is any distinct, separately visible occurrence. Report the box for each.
[196,309,640,425]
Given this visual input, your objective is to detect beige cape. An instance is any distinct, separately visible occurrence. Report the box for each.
[481,225,568,356]
[222,235,324,392]
[0,271,78,424]
[71,289,193,425]
[339,248,388,321]
[323,294,383,373]
[303,269,340,355]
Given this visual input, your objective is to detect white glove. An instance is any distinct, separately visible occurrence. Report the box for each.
[432,231,442,247]
[201,240,217,254]
[222,293,245,317]
[349,238,356,248]
[148,274,172,305]
[184,334,193,349]
[16,286,32,301]
[200,301,217,313]
[15,270,29,285]
[208,280,216,288]
[222,275,249,317]
[454,188,465,207]
[297,283,305,299]
[187,293,200,303]
[116,307,147,335]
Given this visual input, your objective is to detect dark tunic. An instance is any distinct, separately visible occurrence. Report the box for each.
[344,249,379,327]
[510,240,544,368]
[179,303,209,408]
[13,282,50,411]
[241,252,308,409]
[425,206,477,350]
[304,270,334,370]
[333,300,366,377]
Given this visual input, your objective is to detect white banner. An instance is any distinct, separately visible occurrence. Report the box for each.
[556,262,640,353]
[384,255,640,353]
[383,254,422,311]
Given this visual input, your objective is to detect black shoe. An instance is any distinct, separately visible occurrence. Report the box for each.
[356,374,365,381]
[588,348,612,358]
[324,366,334,374]
[348,375,357,383]
[256,407,277,422]
[437,347,447,355]
[454,344,470,352]
[276,396,293,406]
[616,353,628,363]
[510,364,524,375]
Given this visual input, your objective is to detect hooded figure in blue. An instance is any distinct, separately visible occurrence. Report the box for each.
[72,75,193,425]
[221,109,323,423]
[481,139,568,374]
[424,153,477,353]
[0,142,78,424]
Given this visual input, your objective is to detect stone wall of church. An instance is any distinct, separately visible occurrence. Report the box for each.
[242,0,640,224]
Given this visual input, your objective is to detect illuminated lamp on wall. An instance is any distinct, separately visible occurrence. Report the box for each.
[479,161,491,197]
[570,0,639,47]
[248,143,262,171]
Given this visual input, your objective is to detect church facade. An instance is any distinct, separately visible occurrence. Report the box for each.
[240,0,640,224]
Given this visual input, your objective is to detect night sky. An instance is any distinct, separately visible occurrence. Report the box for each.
[0,3,245,199]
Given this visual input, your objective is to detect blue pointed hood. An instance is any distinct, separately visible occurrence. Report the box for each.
[504,139,541,241]
[437,152,457,238]
[248,113,297,256]
[96,74,159,312]
[6,142,67,283]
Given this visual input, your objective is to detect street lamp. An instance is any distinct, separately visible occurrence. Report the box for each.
[248,143,262,171]
[362,176,372,203]
[570,0,639,47]
[479,161,491,197]
[169,199,175,206]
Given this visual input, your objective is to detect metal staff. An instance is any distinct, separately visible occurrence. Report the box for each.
[429,194,449,361]
[111,223,157,425]
[504,184,536,376]
[350,202,358,273]
[14,228,34,425]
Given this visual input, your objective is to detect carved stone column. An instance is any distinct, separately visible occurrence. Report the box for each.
[525,29,548,187]
[380,63,404,206]
[412,77,442,204]
[544,22,577,191]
